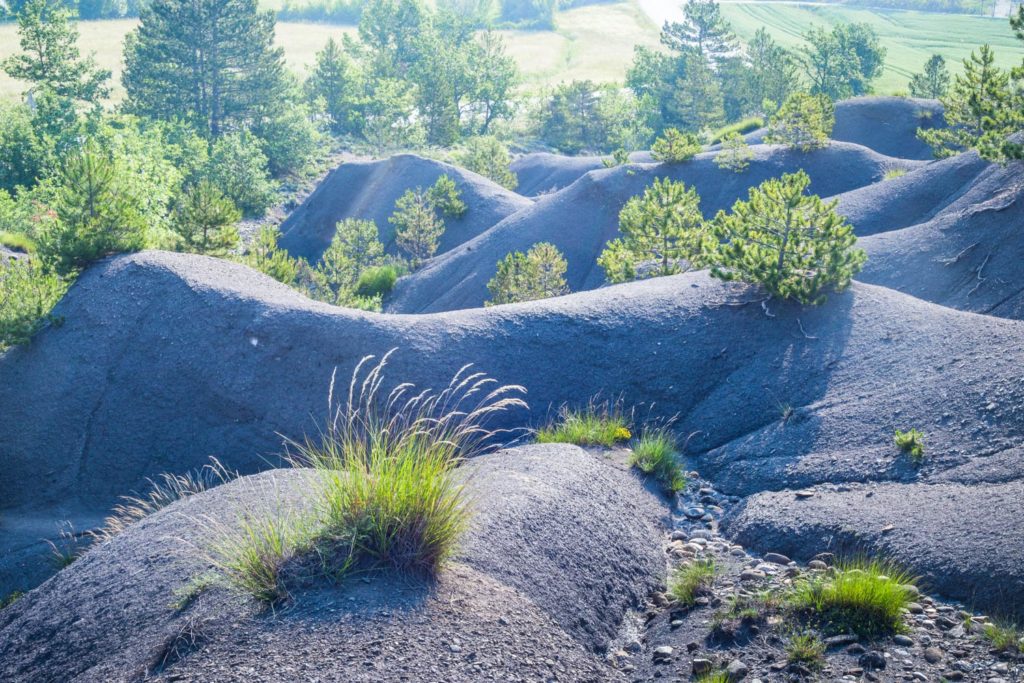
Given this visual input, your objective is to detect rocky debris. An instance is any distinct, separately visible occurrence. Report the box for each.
[608,472,1024,682]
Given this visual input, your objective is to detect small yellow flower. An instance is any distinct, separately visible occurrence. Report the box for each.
[613,426,632,442]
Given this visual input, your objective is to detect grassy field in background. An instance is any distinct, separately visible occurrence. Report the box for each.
[719,3,1021,93]
[0,1,1020,101]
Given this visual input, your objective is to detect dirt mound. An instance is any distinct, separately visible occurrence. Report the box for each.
[831,96,945,161]
[511,151,654,197]
[2,252,1023,614]
[277,154,532,262]
[857,159,1024,319]
[0,445,666,682]
[388,142,922,313]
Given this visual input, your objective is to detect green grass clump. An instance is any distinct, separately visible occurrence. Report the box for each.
[0,231,36,253]
[883,168,908,181]
[788,558,917,638]
[0,591,23,609]
[535,403,631,447]
[629,429,686,493]
[695,671,730,683]
[709,116,764,143]
[984,622,1024,653]
[786,633,826,670]
[205,351,527,603]
[668,558,718,606]
[354,264,401,299]
[894,428,925,463]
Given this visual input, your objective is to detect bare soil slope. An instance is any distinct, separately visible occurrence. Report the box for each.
[277,154,532,262]
[0,446,666,682]
[2,252,1022,615]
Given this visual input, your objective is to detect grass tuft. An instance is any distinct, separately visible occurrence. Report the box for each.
[0,231,36,253]
[355,264,401,299]
[629,428,686,493]
[894,428,925,464]
[204,350,527,603]
[984,621,1024,654]
[786,633,826,670]
[788,558,917,638]
[535,401,631,447]
[708,116,764,143]
[695,672,730,683]
[0,591,23,610]
[668,558,718,606]
[883,167,908,181]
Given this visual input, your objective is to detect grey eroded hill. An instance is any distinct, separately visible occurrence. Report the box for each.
[0,446,666,682]
[830,96,944,161]
[1,251,1022,615]
[388,141,922,313]
[511,151,654,197]
[277,154,532,262]
[857,158,1024,319]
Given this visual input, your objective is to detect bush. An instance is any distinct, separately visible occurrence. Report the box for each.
[669,558,718,606]
[308,218,386,305]
[983,622,1024,653]
[629,429,686,493]
[206,352,528,602]
[536,402,631,447]
[355,264,401,299]
[788,558,917,637]
[456,136,518,190]
[894,428,925,464]
[0,101,51,193]
[240,226,302,285]
[715,132,754,173]
[171,180,241,256]
[486,242,569,306]
[786,633,826,669]
[883,167,908,180]
[390,188,445,265]
[710,171,866,305]
[0,256,67,350]
[427,174,466,218]
[651,128,702,163]
[766,92,835,152]
[598,178,710,284]
[204,132,277,217]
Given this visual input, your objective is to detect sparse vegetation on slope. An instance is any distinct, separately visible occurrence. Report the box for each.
[629,429,686,494]
[788,558,917,637]
[669,558,718,606]
[486,242,569,306]
[894,428,926,463]
[204,352,527,603]
[536,402,631,448]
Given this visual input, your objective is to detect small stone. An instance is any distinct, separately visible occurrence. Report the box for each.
[795,490,815,498]
[670,530,688,541]
[654,646,673,656]
[859,651,887,670]
[740,569,765,581]
[692,658,713,675]
[652,592,670,608]
[881,524,896,533]
[942,672,964,681]
[809,560,828,570]
[907,602,924,614]
[825,634,860,648]
[764,552,791,565]
[449,643,462,653]
[893,635,914,646]
[726,659,749,681]
[684,507,705,519]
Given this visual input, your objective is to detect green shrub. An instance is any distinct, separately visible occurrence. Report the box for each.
[602,148,630,168]
[203,132,277,217]
[894,428,925,464]
[766,92,835,152]
[0,256,67,350]
[390,188,445,266]
[669,558,718,606]
[426,175,466,218]
[629,429,686,493]
[486,242,569,306]
[240,226,302,286]
[355,264,401,299]
[983,622,1024,653]
[536,402,631,447]
[714,132,754,173]
[651,128,702,163]
[171,180,241,256]
[456,136,518,190]
[206,353,527,602]
[883,168,908,180]
[710,171,866,305]
[786,633,826,669]
[788,558,917,637]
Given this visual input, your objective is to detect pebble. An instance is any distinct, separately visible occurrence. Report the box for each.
[808,560,828,570]
[683,507,705,519]
[894,635,914,646]
[739,569,765,581]
[859,651,887,670]
[692,658,713,675]
[726,659,749,681]
[825,634,859,648]
[907,602,924,614]
[764,552,791,565]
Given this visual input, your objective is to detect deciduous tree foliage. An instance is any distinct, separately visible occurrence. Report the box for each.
[802,23,886,100]
[710,171,866,305]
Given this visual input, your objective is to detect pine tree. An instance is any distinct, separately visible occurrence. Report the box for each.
[306,37,362,135]
[917,45,1015,159]
[311,218,386,304]
[39,143,148,275]
[908,54,950,99]
[745,28,799,112]
[668,53,726,132]
[766,92,835,152]
[661,0,737,67]
[171,181,242,256]
[715,132,754,173]
[651,128,702,163]
[240,225,300,285]
[709,171,866,305]
[486,242,568,306]
[122,0,289,138]
[390,189,445,265]
[598,177,710,284]
[456,136,518,190]
[2,0,110,104]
